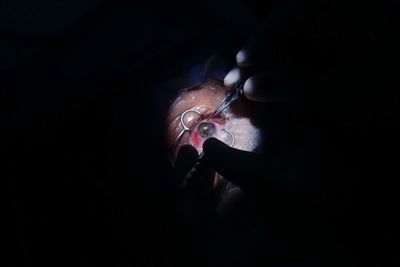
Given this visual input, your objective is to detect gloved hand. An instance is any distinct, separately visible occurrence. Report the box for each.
[208,0,382,199]
[224,0,328,103]
[169,145,219,266]
[222,0,394,123]
[202,135,323,203]
[172,145,215,214]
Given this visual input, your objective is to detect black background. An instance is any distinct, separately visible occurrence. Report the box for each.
[2,0,399,266]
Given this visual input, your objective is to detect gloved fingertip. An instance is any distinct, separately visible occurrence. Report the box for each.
[176,145,198,162]
[243,76,254,95]
[243,76,268,102]
[236,49,252,67]
[202,138,248,187]
[223,67,241,87]
[202,138,228,156]
[175,145,198,171]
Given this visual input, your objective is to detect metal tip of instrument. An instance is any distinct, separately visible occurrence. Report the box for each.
[207,81,244,121]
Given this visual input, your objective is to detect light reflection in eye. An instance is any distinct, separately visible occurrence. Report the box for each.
[197,122,216,138]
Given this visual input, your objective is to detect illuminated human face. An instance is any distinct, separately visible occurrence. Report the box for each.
[165,80,262,196]
[166,80,262,158]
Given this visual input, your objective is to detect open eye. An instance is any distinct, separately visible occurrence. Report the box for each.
[187,119,234,149]
[170,109,231,153]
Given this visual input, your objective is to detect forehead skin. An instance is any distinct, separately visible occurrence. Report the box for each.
[168,81,228,120]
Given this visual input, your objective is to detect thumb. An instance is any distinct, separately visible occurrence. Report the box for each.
[202,138,265,191]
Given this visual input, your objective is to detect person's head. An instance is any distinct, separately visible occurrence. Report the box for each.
[165,79,263,199]
[166,79,262,157]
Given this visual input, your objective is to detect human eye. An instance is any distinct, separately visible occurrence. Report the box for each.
[166,80,262,160]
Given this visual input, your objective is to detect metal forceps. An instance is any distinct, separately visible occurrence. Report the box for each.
[207,78,246,120]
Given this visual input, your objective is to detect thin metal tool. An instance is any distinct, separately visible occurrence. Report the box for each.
[207,78,246,120]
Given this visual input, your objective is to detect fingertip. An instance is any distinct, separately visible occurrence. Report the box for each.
[236,49,251,67]
[175,145,199,169]
[202,138,248,187]
[177,145,198,161]
[223,68,240,87]
[203,138,233,166]
[243,76,268,102]
[243,76,255,94]
[243,76,260,102]
[202,138,224,154]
